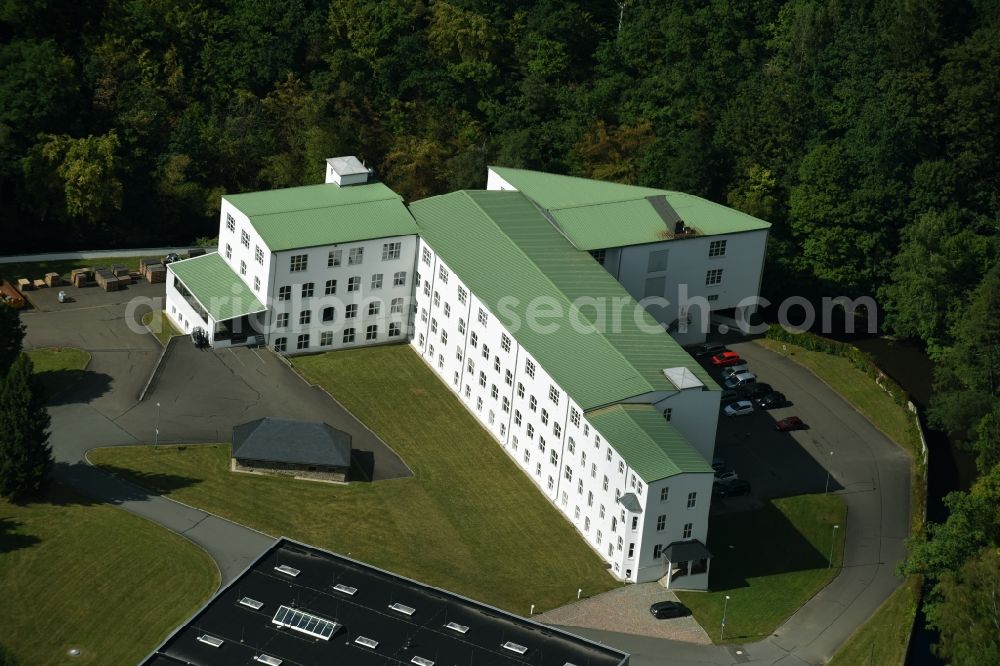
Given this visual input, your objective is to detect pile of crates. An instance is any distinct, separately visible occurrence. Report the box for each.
[140,257,166,284]
[93,266,120,292]
[71,267,92,288]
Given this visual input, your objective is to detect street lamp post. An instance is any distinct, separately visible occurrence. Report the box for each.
[828,524,840,568]
[825,451,834,494]
[721,594,731,641]
[154,401,161,448]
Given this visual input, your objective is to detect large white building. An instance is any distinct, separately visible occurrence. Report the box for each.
[165,158,771,589]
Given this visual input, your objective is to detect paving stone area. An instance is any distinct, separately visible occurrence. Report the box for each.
[536,582,712,644]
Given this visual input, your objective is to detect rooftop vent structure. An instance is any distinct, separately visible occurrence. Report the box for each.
[325,156,372,186]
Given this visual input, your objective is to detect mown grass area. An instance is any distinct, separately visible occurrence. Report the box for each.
[141,309,181,346]
[756,337,923,664]
[0,256,142,285]
[676,493,846,644]
[0,484,218,664]
[828,576,920,666]
[25,347,91,401]
[89,344,618,614]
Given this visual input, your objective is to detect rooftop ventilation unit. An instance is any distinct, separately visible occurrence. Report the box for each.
[253,655,282,666]
[333,583,358,595]
[411,657,435,666]
[325,156,372,186]
[272,605,338,640]
[355,635,379,649]
[196,634,224,647]
[445,621,469,634]
[502,641,528,655]
[239,597,264,610]
[389,602,416,616]
[274,564,300,577]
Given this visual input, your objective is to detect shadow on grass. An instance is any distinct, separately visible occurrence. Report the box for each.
[0,517,41,554]
[703,500,829,591]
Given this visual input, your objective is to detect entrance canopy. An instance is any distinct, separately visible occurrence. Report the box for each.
[169,252,266,322]
[663,540,712,563]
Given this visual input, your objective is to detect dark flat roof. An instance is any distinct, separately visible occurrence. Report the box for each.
[232,418,351,468]
[144,538,628,666]
[663,540,712,563]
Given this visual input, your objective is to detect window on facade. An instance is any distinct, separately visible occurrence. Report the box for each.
[457,286,467,304]
[433,291,440,308]
[239,260,246,275]
[529,396,537,412]
[348,247,364,265]
[603,475,609,491]
[345,304,357,319]
[328,250,342,267]
[687,492,697,508]
[278,285,291,301]
[225,243,232,259]
[371,273,383,289]
[525,359,536,378]
[647,249,669,272]
[479,371,486,388]
[390,297,403,314]
[505,369,512,385]
[481,344,489,359]
[241,230,250,248]
[382,241,401,260]
[393,271,406,286]
[290,254,307,272]
[443,303,451,318]
[540,409,549,425]
[467,359,474,374]
[389,322,401,337]
[526,424,534,439]
[301,282,314,297]
[464,385,471,398]
[226,213,235,232]
[255,246,263,264]
[296,334,309,349]
[554,423,562,438]
[709,239,727,257]
[274,337,287,352]
[628,542,635,558]
[567,437,576,455]
[423,280,431,296]
[366,325,377,340]
[253,276,260,291]
[619,461,625,474]
[491,384,499,399]
[348,276,360,292]
[585,517,591,531]
[547,476,554,490]
[550,450,558,466]
[368,301,380,316]
[276,313,288,328]
[707,294,719,302]
[706,268,723,285]
[478,308,487,325]
[617,537,623,552]
[564,466,573,482]
[514,410,522,426]
[549,386,560,404]
[653,544,663,559]
[320,331,333,346]
[591,463,597,477]
[637,482,643,495]
[660,487,669,502]
[502,396,509,412]
[589,249,606,265]
[441,330,448,345]
[470,331,478,347]
[570,408,580,427]
[500,333,511,352]
[422,247,431,265]
[322,306,335,322]
[493,356,501,372]
[664,408,673,422]
[517,382,525,398]
[587,491,594,507]
[420,308,428,323]
[321,279,335,295]
[299,310,311,325]
[343,328,355,343]
[656,515,666,531]
[438,266,449,283]
[683,523,693,539]
[476,397,483,411]
[607,448,613,462]
[430,318,438,334]
[631,516,639,530]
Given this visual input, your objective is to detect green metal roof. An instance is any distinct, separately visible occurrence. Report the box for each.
[490,166,770,251]
[586,404,712,482]
[168,252,266,322]
[409,191,716,411]
[223,182,418,251]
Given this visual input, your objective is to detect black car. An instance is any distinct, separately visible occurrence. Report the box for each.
[715,479,752,497]
[163,252,181,264]
[650,600,691,619]
[754,391,788,409]
[190,326,209,348]
[694,342,727,358]
[738,382,773,399]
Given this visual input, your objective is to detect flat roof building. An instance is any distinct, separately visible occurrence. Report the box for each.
[143,538,629,666]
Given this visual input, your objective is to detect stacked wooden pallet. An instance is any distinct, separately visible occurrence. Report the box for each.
[94,267,120,292]
[71,268,92,288]
[144,262,166,283]
[44,272,62,287]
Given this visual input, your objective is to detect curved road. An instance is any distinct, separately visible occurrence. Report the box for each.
[25,295,912,665]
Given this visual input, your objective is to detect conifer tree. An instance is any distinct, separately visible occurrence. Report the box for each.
[0,355,52,500]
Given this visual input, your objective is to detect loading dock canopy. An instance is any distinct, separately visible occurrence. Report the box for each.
[168,252,266,322]
[663,540,712,562]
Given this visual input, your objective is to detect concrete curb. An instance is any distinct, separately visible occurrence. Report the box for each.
[139,335,177,402]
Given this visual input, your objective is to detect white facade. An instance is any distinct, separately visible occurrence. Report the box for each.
[411,237,714,585]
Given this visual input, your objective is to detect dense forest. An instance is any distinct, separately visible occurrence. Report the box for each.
[2,0,999,660]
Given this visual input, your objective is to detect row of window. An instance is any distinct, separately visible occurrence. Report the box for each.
[273,323,399,351]
[276,273,406,301]
[589,240,728,272]
[288,242,403,273]
[275,301,401,327]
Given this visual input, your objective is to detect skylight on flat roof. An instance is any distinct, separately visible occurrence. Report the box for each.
[411,657,435,666]
[253,655,282,666]
[355,636,379,649]
[389,602,416,616]
[333,583,358,595]
[272,605,337,640]
[274,564,300,577]
[196,634,223,647]
[445,621,469,634]
[502,641,528,655]
[239,597,264,610]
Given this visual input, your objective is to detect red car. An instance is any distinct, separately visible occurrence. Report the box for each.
[775,416,806,431]
[710,351,742,367]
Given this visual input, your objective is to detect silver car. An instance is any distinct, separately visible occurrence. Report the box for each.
[724,372,757,389]
[722,363,749,379]
[723,400,754,417]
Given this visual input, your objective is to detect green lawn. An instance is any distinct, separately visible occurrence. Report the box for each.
[141,309,181,346]
[0,256,142,286]
[676,493,846,643]
[0,484,218,664]
[25,347,91,401]
[828,576,920,666]
[89,344,618,614]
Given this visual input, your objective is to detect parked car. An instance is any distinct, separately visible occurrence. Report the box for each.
[720,389,740,403]
[738,382,773,399]
[714,479,752,497]
[723,400,754,417]
[775,416,807,431]
[754,391,788,409]
[649,601,691,619]
[163,252,181,264]
[710,351,742,366]
[694,342,727,358]
[190,326,209,348]
[714,467,738,482]
[721,363,750,379]
[724,372,757,389]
